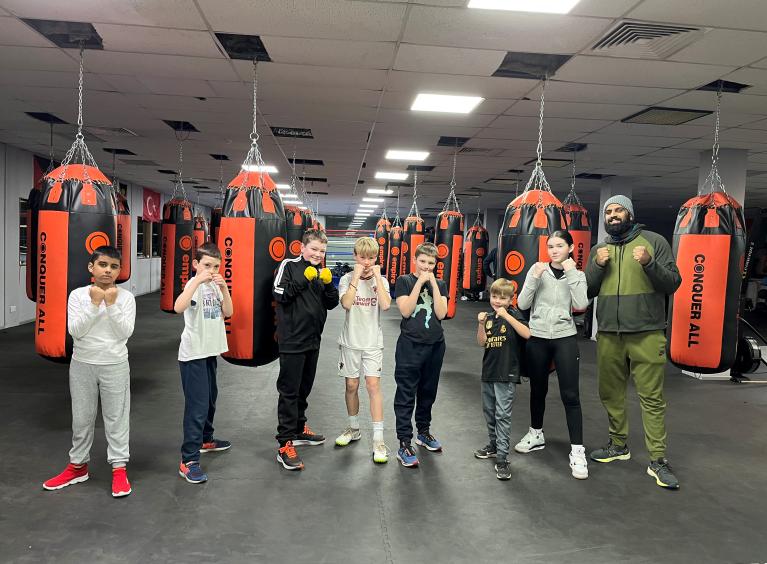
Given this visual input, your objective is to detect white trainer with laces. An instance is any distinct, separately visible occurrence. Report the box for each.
[570,445,589,479]
[514,427,545,453]
[335,427,362,447]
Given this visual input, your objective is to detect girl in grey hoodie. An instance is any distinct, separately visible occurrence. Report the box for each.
[513,230,590,479]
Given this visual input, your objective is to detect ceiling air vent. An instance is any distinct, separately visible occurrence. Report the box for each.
[437,136,470,147]
[621,106,711,125]
[576,173,614,180]
[524,158,571,167]
[210,154,229,160]
[157,169,177,175]
[407,165,435,172]
[458,147,504,157]
[87,126,138,138]
[215,33,271,61]
[290,158,324,166]
[493,52,572,80]
[271,126,313,139]
[163,120,199,133]
[591,21,709,60]
[103,148,136,156]
[302,176,327,183]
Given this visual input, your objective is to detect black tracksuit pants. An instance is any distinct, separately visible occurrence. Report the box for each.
[276,349,320,444]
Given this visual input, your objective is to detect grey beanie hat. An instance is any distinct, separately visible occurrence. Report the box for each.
[603,195,634,218]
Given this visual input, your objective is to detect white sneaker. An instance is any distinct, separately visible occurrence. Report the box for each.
[372,440,389,464]
[335,427,361,447]
[569,446,589,479]
[514,428,545,453]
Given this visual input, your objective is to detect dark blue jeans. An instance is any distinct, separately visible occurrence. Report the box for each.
[393,336,446,443]
[179,356,218,463]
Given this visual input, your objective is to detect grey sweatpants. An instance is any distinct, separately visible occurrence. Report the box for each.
[69,359,130,467]
[482,381,516,461]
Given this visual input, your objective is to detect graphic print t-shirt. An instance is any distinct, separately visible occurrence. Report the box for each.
[395,273,448,344]
[338,273,390,350]
[481,309,528,383]
[178,280,228,361]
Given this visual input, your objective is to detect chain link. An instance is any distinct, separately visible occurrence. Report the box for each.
[408,170,420,218]
[700,84,726,197]
[250,60,259,145]
[536,77,547,166]
[442,146,461,213]
[76,43,84,138]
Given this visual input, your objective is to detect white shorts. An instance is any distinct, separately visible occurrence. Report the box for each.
[338,346,384,378]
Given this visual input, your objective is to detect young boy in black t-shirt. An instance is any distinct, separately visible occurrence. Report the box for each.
[474,278,530,480]
[393,243,448,468]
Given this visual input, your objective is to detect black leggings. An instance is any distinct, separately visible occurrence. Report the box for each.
[527,335,583,445]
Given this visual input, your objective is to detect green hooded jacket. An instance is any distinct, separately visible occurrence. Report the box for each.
[585,224,681,333]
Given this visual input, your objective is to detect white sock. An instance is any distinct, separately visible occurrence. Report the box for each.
[532,427,543,435]
[372,420,384,442]
[571,444,585,454]
[349,414,360,429]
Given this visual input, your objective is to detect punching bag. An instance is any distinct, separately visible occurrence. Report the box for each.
[463,222,489,292]
[563,201,591,271]
[435,210,464,319]
[218,171,286,366]
[375,216,391,272]
[35,164,115,362]
[160,198,194,313]
[114,189,131,282]
[387,224,403,287]
[498,190,565,305]
[192,214,210,255]
[668,191,746,373]
[402,215,425,275]
[25,185,43,301]
[284,204,305,259]
[210,207,222,244]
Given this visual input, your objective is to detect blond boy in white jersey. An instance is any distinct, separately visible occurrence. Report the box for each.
[334,237,392,462]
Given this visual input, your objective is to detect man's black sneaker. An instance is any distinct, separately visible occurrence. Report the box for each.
[474,443,497,459]
[647,458,680,490]
[277,441,304,470]
[293,424,325,446]
[590,440,631,463]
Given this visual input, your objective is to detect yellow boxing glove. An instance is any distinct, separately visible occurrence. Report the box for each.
[304,266,318,281]
[319,267,332,285]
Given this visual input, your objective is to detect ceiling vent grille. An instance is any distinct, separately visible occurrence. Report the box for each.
[592,21,709,60]
[458,147,504,157]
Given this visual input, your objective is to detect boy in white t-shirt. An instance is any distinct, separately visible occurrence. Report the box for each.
[174,242,233,484]
[334,237,392,463]
[43,246,136,498]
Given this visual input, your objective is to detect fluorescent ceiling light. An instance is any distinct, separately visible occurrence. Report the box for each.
[363,197,384,203]
[367,188,394,195]
[242,164,278,173]
[359,204,377,209]
[411,93,484,114]
[375,172,408,181]
[386,150,429,161]
[285,200,303,205]
[276,183,291,190]
[467,0,581,14]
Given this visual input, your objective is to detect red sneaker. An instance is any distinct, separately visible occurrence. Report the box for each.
[43,463,89,491]
[111,467,132,498]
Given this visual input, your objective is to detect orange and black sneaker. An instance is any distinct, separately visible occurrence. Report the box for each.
[277,441,304,471]
[293,423,325,446]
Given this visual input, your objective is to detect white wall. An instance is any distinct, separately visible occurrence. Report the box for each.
[0,142,211,329]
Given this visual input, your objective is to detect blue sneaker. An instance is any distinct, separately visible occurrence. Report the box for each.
[178,461,208,484]
[397,443,419,468]
[200,439,232,453]
[416,432,443,452]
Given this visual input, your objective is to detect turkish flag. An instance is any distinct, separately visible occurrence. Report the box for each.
[143,188,161,223]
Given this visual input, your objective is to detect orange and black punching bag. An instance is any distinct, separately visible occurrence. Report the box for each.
[498,191,565,305]
[668,192,746,373]
[25,185,43,301]
[35,165,116,362]
[192,215,210,256]
[463,223,489,292]
[218,171,286,366]
[113,190,131,282]
[435,211,464,319]
[375,217,391,271]
[301,209,314,232]
[402,216,425,275]
[563,202,591,271]
[284,205,305,259]
[210,207,222,244]
[160,199,194,313]
[387,224,403,287]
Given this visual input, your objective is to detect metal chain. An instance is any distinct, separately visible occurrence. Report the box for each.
[700,85,726,197]
[393,188,401,226]
[250,60,259,144]
[175,139,188,201]
[521,77,552,199]
[536,77,547,166]
[443,146,461,212]
[570,150,576,193]
[76,43,84,138]
[408,170,420,218]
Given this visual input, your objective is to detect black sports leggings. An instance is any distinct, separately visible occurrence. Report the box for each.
[527,335,583,444]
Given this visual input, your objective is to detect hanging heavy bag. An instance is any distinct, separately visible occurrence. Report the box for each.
[402,216,425,275]
[285,204,305,259]
[668,191,746,373]
[25,185,43,301]
[35,164,116,362]
[435,210,464,319]
[160,199,194,313]
[114,189,131,282]
[387,224,403,287]
[463,222,489,292]
[192,214,210,255]
[375,216,391,272]
[563,201,591,271]
[218,170,287,367]
[498,189,565,306]
[210,207,222,244]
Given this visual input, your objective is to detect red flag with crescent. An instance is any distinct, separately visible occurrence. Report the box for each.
[143,188,161,222]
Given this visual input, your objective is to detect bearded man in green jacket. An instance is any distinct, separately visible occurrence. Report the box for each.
[585,195,682,490]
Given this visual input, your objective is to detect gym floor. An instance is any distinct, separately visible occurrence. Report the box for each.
[1,293,765,564]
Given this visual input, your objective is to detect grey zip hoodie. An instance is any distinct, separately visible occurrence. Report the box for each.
[517,265,589,339]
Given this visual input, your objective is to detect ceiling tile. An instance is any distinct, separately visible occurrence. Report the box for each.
[628,0,767,32]
[0,46,77,72]
[505,100,646,120]
[0,16,53,47]
[83,51,238,81]
[262,36,395,69]
[668,29,767,67]
[95,25,223,58]
[137,76,218,98]
[393,44,506,76]
[234,61,387,90]
[545,81,684,105]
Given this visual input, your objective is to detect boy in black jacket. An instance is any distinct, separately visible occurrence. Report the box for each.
[273,229,339,470]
